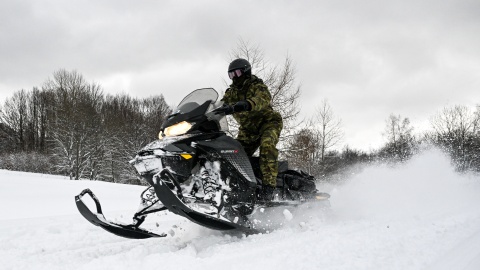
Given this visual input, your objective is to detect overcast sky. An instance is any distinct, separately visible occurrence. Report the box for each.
[1,0,479,151]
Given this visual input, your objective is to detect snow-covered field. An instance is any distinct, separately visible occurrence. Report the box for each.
[1,149,480,270]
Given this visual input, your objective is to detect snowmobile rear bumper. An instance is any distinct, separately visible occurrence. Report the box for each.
[75,189,167,239]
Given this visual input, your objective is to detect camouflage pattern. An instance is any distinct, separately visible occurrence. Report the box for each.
[222,75,283,187]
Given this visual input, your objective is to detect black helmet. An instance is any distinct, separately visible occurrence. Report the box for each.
[228,58,252,80]
[228,58,251,73]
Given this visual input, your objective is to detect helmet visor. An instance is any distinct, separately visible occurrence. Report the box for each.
[228,69,243,80]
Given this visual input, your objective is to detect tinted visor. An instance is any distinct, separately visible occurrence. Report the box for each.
[228,69,243,79]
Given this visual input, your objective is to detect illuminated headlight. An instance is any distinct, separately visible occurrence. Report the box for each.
[163,121,192,137]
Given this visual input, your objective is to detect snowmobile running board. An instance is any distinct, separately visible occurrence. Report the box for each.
[75,189,167,239]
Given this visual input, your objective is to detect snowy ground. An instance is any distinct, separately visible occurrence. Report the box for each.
[1,149,480,270]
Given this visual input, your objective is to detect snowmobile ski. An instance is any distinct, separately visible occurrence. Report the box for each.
[152,169,258,233]
[75,189,167,239]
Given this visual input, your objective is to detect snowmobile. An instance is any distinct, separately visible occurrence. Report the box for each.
[75,88,330,239]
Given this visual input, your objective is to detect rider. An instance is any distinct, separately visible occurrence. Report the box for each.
[218,58,283,200]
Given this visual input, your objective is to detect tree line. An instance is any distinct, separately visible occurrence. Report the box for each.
[0,70,171,183]
[285,105,480,181]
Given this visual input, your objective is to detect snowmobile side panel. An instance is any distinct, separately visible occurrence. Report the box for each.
[75,189,167,239]
[196,135,257,184]
[152,170,258,233]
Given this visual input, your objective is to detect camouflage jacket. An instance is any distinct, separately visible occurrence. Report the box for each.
[222,75,282,134]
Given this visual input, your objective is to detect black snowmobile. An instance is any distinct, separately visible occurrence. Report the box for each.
[75,88,330,239]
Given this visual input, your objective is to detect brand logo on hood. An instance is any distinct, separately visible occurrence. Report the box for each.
[220,149,239,154]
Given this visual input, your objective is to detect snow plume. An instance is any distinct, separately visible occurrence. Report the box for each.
[329,148,480,221]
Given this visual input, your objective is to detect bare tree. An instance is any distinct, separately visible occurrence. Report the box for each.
[379,114,416,162]
[313,99,344,162]
[285,99,343,176]
[44,70,104,179]
[431,105,479,137]
[98,94,171,183]
[0,120,17,153]
[0,89,28,151]
[286,128,319,174]
[229,39,267,74]
[429,105,480,171]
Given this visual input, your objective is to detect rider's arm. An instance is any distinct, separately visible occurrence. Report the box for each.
[247,83,272,111]
[221,88,232,103]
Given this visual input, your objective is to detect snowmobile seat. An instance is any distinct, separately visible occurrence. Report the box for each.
[276,169,317,193]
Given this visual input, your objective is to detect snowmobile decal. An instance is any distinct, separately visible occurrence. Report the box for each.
[220,150,239,154]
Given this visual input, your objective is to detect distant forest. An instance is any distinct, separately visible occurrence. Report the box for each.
[1,69,480,183]
[0,70,171,183]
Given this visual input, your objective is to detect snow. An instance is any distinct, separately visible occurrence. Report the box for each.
[1,149,480,270]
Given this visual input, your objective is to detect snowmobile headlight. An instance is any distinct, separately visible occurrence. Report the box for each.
[163,121,192,137]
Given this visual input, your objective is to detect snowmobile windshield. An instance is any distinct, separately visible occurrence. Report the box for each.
[175,88,219,114]
[160,88,228,135]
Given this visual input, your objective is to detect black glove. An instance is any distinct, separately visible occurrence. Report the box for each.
[233,100,251,112]
[213,101,251,115]
[213,104,234,115]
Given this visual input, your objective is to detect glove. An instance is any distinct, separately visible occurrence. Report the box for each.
[213,104,234,115]
[213,101,251,115]
[233,100,251,112]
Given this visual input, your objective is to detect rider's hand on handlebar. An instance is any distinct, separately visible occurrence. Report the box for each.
[213,101,251,115]
[213,104,234,115]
